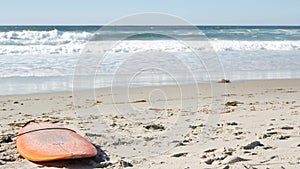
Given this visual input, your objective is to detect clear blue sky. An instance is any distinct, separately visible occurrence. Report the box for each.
[1,0,299,25]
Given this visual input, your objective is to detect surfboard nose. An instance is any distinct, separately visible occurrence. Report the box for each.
[16,122,97,162]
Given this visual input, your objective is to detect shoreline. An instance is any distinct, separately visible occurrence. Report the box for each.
[1,78,299,97]
[1,79,299,168]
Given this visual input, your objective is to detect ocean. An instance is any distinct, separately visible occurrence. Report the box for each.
[1,26,300,95]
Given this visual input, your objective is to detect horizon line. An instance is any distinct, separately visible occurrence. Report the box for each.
[0,24,300,26]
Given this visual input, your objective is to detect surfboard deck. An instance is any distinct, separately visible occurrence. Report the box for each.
[16,122,97,162]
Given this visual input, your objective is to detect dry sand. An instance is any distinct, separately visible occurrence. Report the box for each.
[0,79,299,168]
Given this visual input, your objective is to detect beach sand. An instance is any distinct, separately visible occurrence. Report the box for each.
[0,79,299,168]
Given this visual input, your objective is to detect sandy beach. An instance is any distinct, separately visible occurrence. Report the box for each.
[0,79,299,168]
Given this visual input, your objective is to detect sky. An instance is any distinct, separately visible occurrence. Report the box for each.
[0,0,299,25]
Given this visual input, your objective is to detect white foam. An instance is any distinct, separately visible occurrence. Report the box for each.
[1,32,300,56]
[91,40,300,53]
[212,40,300,51]
[0,30,92,55]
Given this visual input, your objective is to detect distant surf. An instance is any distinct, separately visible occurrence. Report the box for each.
[1,26,300,56]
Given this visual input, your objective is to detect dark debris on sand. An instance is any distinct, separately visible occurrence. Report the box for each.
[204,148,217,153]
[0,136,13,144]
[131,99,147,103]
[171,152,188,158]
[144,124,165,130]
[225,101,243,107]
[218,79,231,83]
[226,122,238,126]
[204,158,214,165]
[227,156,250,164]
[281,126,294,130]
[243,141,264,150]
[278,135,290,140]
[120,160,133,167]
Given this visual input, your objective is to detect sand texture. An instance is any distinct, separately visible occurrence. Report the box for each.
[0,79,299,168]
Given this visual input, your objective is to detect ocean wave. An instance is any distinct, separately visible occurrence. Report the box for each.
[1,40,300,56]
[0,30,93,55]
[1,29,300,55]
[83,40,300,53]
[0,30,92,45]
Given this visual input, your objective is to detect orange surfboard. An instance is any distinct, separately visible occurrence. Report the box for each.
[16,122,97,162]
